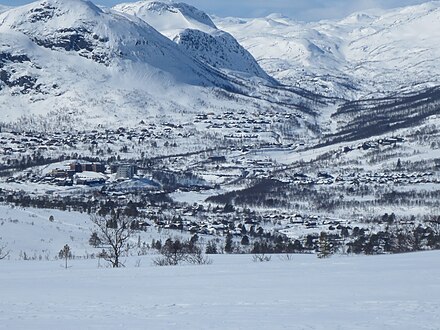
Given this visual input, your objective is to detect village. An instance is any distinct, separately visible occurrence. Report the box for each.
[0,107,303,163]
[1,113,440,255]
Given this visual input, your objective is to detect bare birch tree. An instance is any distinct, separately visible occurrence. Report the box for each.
[90,214,133,268]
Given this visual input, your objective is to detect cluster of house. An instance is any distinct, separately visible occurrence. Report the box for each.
[0,122,187,161]
[286,170,437,186]
[194,109,299,141]
[342,137,405,153]
[148,202,346,238]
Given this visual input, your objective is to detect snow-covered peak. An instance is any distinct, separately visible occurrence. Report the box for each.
[114,0,216,38]
[114,0,273,81]
[338,12,378,25]
[0,0,229,86]
[2,0,103,23]
[1,0,137,38]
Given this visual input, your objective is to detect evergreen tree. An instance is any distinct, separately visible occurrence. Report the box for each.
[224,233,234,253]
[89,232,101,247]
[59,244,72,269]
[317,232,333,258]
[205,240,218,254]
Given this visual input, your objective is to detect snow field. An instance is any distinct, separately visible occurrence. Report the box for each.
[1,252,439,329]
[0,202,439,329]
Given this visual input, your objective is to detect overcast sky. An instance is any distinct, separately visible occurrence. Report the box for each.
[0,0,432,21]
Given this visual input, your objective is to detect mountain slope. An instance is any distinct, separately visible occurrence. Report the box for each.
[0,0,240,122]
[216,1,440,99]
[0,0,236,88]
[114,0,272,81]
[0,0,316,136]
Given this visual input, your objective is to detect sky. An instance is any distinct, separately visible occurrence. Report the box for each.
[0,0,432,21]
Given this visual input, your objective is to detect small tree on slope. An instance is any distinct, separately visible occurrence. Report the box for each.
[224,233,234,253]
[89,232,102,248]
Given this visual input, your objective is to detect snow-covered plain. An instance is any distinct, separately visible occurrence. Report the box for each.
[1,252,439,329]
[0,205,439,329]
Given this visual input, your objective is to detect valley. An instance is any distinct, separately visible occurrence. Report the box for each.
[0,0,440,260]
[1,1,440,328]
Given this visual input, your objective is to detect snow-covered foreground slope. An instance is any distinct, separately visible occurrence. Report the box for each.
[1,252,439,329]
[216,1,440,99]
[0,205,94,260]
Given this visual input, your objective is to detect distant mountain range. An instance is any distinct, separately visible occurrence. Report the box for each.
[0,5,10,13]
[216,1,440,99]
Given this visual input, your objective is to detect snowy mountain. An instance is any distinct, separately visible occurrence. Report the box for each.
[2,0,439,144]
[2,5,440,328]
[0,0,233,86]
[0,0,311,127]
[216,1,440,99]
[113,0,272,81]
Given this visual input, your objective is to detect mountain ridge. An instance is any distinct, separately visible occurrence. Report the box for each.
[216,0,440,99]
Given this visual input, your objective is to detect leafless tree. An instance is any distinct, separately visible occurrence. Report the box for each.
[153,238,186,266]
[153,238,212,266]
[184,247,213,265]
[252,254,271,262]
[0,243,9,260]
[90,214,134,268]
